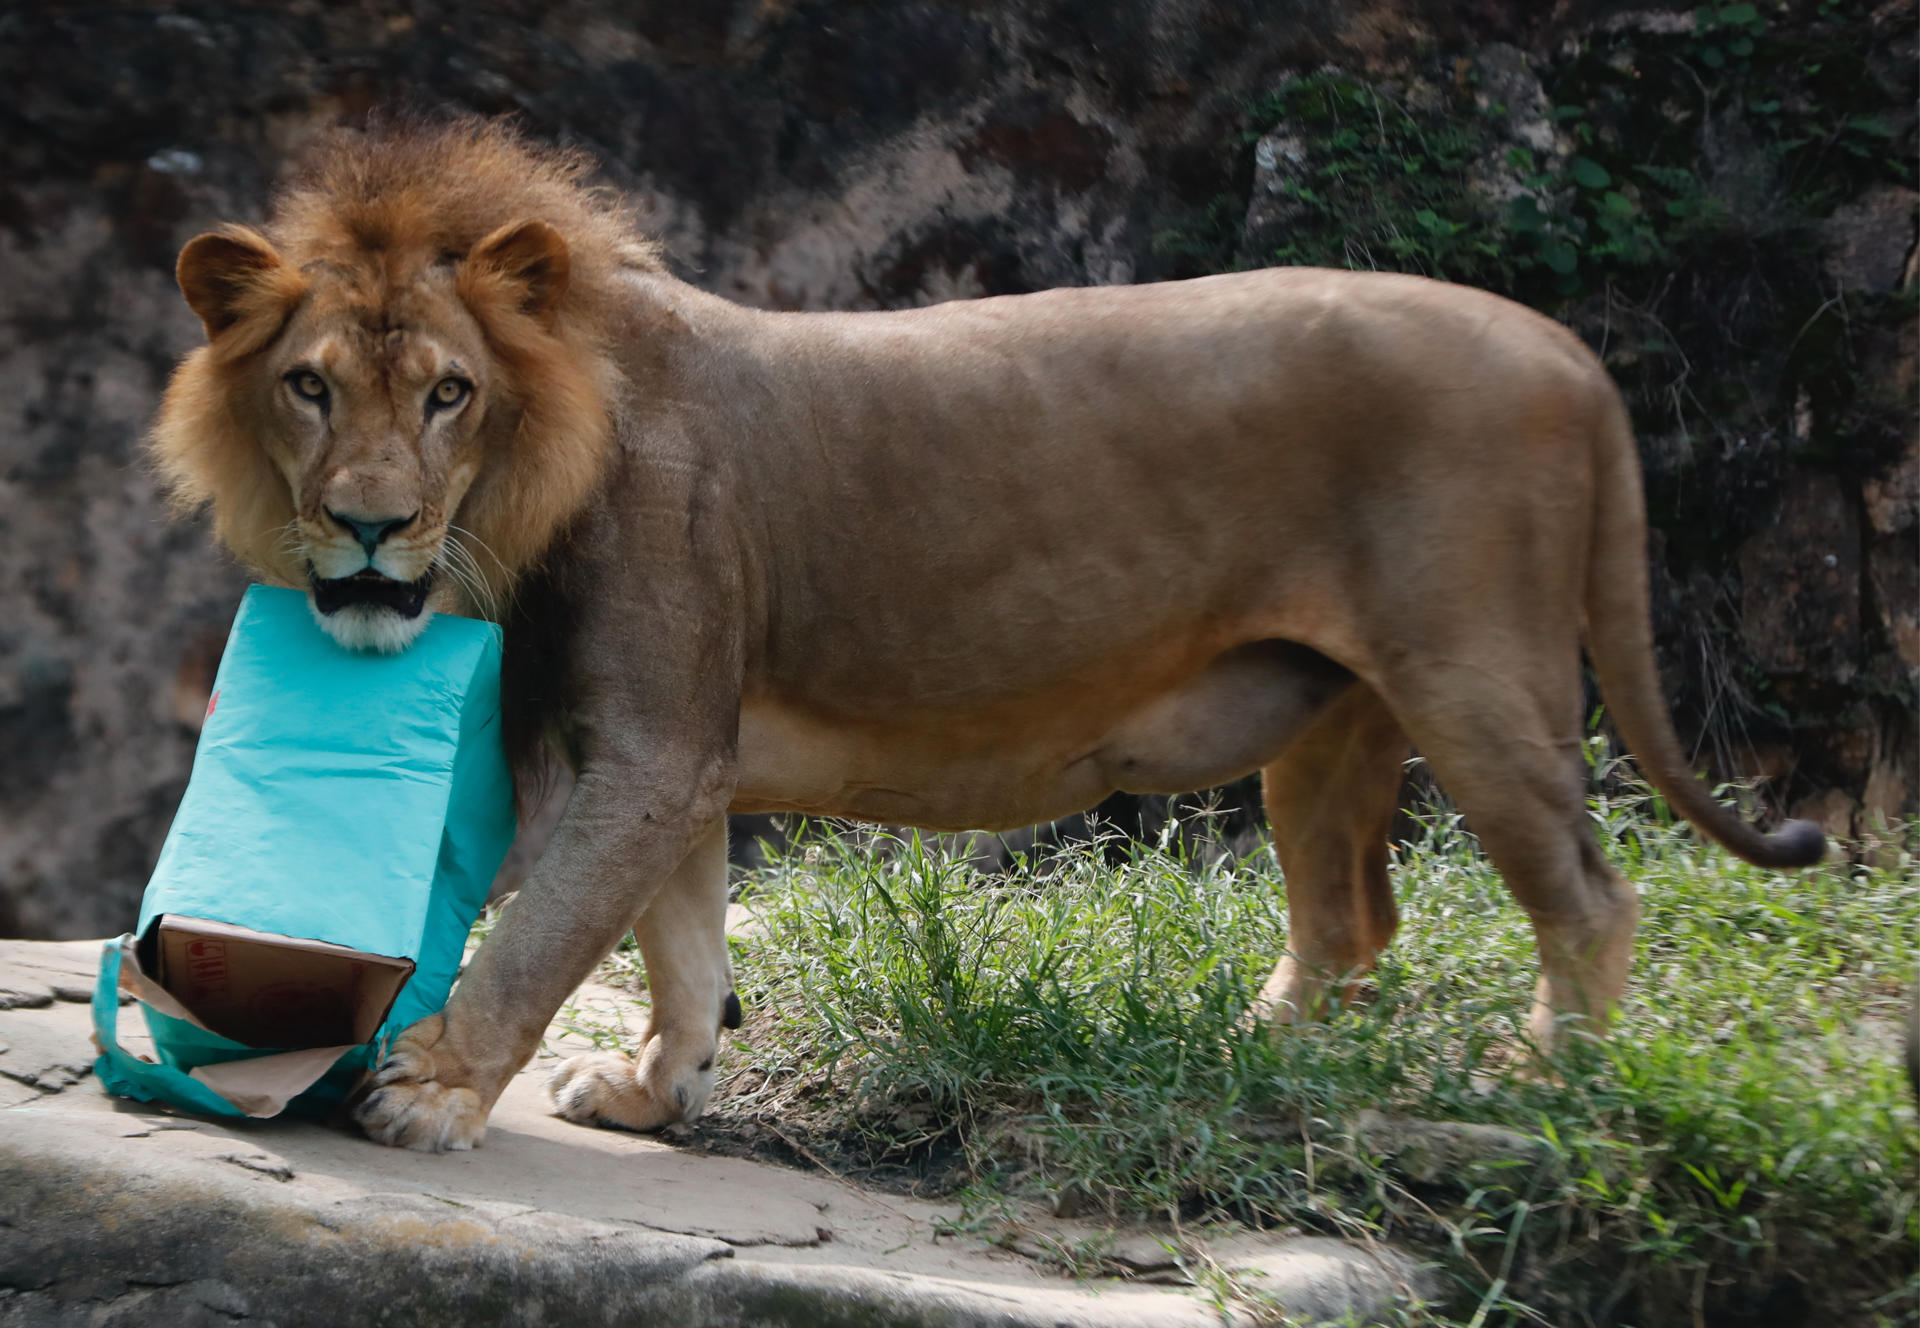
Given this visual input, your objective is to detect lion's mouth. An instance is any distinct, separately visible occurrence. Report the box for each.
[309,566,436,619]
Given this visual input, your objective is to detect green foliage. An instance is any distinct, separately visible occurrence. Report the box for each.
[1538,0,1916,502]
[1688,2,1767,71]
[1551,2,1910,232]
[1233,64,1714,304]
[1237,5,1912,314]
[1242,72,1518,286]
[705,779,1919,1325]
[1149,192,1248,274]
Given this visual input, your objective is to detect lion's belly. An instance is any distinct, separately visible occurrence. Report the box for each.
[730,640,1353,831]
[729,703,1112,830]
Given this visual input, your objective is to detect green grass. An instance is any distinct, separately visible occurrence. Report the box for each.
[686,766,1918,1327]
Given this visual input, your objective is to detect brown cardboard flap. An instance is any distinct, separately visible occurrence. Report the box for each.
[151,916,414,1049]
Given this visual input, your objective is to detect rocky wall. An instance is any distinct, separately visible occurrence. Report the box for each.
[1,0,1913,937]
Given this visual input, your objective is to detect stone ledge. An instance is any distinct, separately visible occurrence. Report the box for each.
[0,1111,1229,1328]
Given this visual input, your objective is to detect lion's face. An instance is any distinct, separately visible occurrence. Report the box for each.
[154,215,609,654]
[255,276,497,652]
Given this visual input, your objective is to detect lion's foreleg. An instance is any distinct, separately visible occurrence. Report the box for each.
[547,816,735,1132]
[353,760,727,1151]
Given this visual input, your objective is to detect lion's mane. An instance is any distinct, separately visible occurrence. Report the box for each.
[149,115,660,600]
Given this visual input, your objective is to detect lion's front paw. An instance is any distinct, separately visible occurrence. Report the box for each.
[353,1017,488,1152]
[547,1050,709,1133]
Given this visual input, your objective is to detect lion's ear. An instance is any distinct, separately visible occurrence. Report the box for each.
[176,226,298,345]
[465,220,571,327]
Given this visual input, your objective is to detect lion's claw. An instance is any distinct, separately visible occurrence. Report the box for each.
[355,1079,486,1151]
[370,1046,431,1089]
[352,1016,487,1152]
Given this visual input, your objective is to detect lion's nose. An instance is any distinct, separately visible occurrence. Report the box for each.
[326,508,418,559]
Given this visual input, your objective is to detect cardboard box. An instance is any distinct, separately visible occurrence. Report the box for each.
[147,916,414,1050]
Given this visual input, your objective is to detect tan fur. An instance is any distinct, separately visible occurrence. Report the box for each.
[156,118,1823,1152]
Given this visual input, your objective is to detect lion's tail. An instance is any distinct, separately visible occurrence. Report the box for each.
[1583,387,1826,869]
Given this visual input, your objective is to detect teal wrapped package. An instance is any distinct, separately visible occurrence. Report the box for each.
[92,584,514,1118]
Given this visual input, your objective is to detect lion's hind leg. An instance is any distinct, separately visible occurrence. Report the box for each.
[548,816,738,1131]
[1376,657,1641,1056]
[1251,683,1410,1027]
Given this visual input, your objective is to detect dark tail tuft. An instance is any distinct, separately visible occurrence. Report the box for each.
[1755,818,1827,869]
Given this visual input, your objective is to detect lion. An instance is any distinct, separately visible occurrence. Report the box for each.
[151,117,1824,1152]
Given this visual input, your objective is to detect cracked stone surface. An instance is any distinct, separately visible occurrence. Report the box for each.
[0,940,1435,1326]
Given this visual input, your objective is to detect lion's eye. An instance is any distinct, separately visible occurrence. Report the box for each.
[288,370,329,403]
[429,377,470,411]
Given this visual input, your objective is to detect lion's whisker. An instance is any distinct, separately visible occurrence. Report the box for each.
[271,518,304,558]
[447,538,497,614]
[435,548,480,613]
[447,524,511,584]
[445,528,506,619]
[438,538,500,621]
[441,560,487,621]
